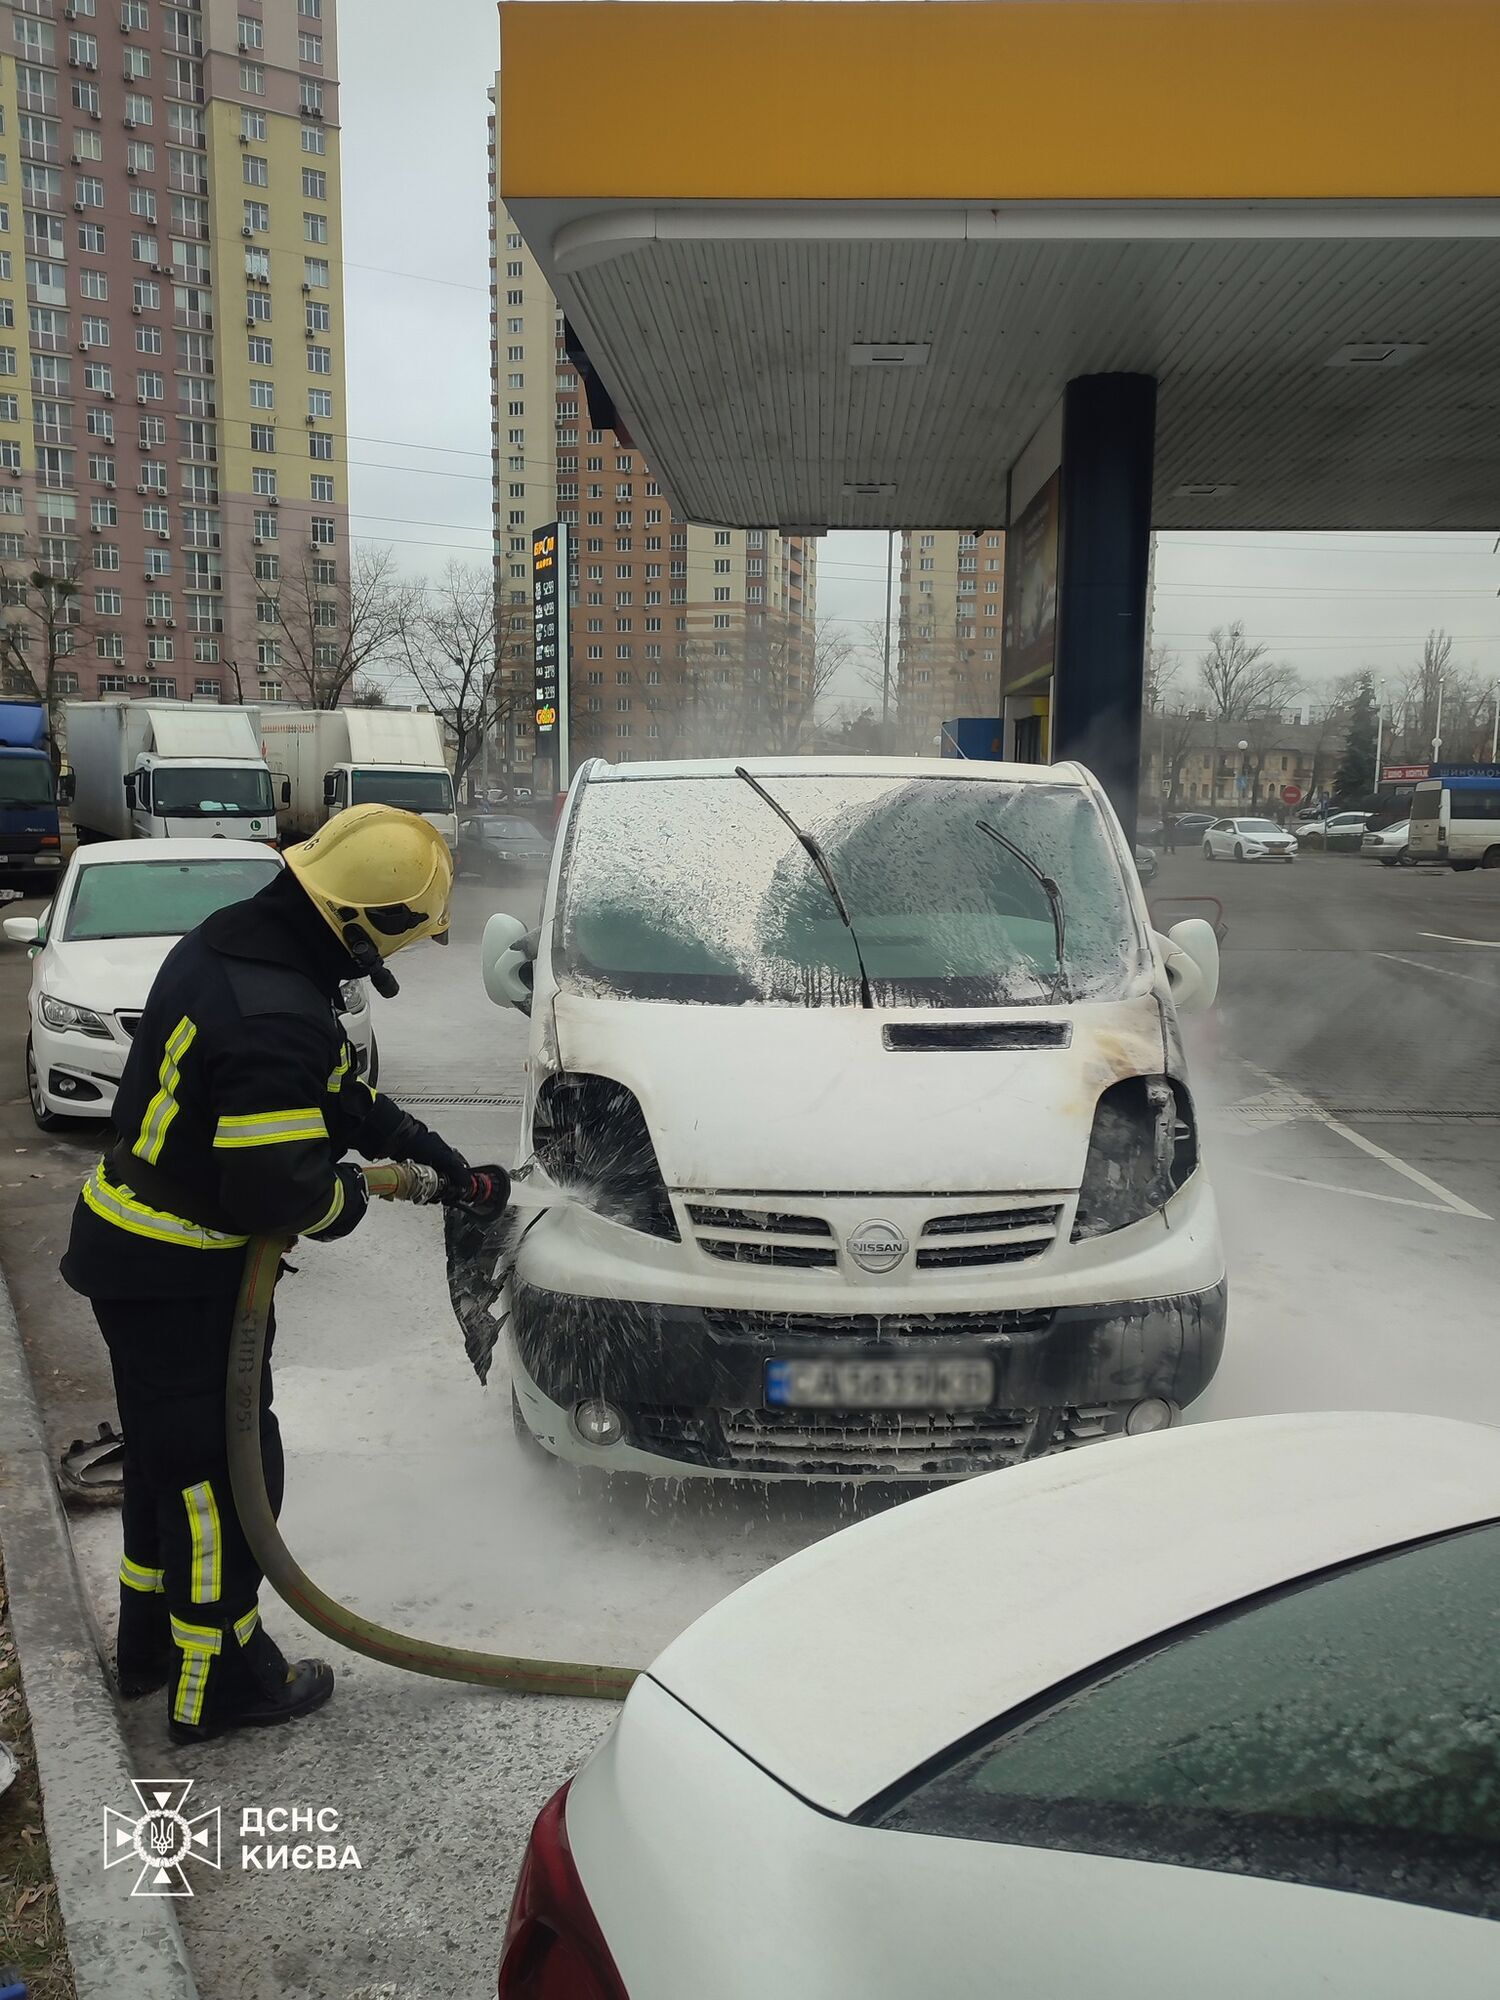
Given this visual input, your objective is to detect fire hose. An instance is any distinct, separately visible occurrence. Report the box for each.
[226,1160,638,1701]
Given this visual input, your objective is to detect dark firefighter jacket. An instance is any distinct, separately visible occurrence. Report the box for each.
[63,867,417,1300]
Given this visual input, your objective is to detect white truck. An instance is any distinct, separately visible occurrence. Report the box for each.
[64,700,279,844]
[258,707,457,851]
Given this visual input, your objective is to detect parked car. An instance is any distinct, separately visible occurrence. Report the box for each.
[500,1412,1500,2000]
[459,812,552,879]
[1201,816,1298,863]
[472,755,1225,1481]
[2,839,376,1131]
[1168,812,1217,843]
[1296,811,1370,851]
[1362,818,1412,866]
[1133,842,1158,883]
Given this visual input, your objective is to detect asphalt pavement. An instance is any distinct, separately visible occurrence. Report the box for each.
[2,849,1499,1996]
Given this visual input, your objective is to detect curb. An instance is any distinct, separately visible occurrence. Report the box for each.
[0,1265,198,2000]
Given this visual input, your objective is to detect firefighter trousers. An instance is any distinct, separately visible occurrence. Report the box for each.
[93,1293,285,1730]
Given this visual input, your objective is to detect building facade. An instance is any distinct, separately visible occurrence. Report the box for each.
[0,0,348,709]
[896,527,1004,753]
[488,91,814,778]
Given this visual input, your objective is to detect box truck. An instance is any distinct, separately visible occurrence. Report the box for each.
[258,708,457,850]
[0,700,63,889]
[64,700,278,844]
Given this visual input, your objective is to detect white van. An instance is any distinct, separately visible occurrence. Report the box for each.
[1407,776,1500,870]
[473,756,1226,1481]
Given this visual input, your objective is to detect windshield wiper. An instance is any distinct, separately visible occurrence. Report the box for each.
[733,766,874,1009]
[975,816,1070,1002]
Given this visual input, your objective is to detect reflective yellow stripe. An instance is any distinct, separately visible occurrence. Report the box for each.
[183,1481,222,1605]
[120,1556,165,1595]
[212,1106,329,1149]
[170,1615,221,1728]
[233,1607,260,1647]
[304,1174,345,1236]
[326,1044,351,1093]
[132,1015,196,1166]
[82,1163,248,1251]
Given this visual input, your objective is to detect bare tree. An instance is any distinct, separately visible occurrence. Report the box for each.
[1395,628,1461,759]
[388,561,523,788]
[1143,644,1180,718]
[1156,701,1203,811]
[253,543,415,711]
[0,567,87,768]
[1197,621,1302,720]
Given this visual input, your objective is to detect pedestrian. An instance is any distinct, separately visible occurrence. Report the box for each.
[1163,812,1178,854]
[60,805,509,1744]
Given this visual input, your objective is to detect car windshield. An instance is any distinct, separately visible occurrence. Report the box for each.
[350,767,455,814]
[1236,819,1280,833]
[879,1522,1500,1921]
[0,757,54,807]
[63,856,282,941]
[485,817,537,839]
[152,765,275,817]
[557,773,1144,1008]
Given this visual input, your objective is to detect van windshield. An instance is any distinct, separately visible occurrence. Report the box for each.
[350,768,455,815]
[152,765,275,817]
[557,773,1144,1008]
[0,757,54,807]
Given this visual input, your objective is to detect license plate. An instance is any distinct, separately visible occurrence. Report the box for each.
[765,1356,994,1410]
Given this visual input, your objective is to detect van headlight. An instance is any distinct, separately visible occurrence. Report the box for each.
[1072,1076,1199,1239]
[39,995,111,1038]
[532,1072,679,1241]
[338,979,368,1015]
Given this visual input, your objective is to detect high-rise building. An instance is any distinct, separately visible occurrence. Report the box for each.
[0,0,348,710]
[488,89,814,780]
[895,528,1005,752]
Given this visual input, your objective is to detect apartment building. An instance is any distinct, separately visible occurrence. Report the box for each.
[896,526,1004,751]
[0,0,348,708]
[488,93,814,777]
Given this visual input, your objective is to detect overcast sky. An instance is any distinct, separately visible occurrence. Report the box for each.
[338,0,1500,711]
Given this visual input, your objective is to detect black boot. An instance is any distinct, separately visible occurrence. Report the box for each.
[168,1623,335,1745]
[116,1585,174,1700]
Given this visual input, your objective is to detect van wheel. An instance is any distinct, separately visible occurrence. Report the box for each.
[1482,848,1500,870]
[1452,862,1478,873]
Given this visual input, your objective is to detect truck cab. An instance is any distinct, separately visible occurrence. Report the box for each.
[126,754,280,843]
[322,761,457,852]
[0,700,64,890]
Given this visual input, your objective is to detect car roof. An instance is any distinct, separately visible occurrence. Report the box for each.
[646,1413,1500,1818]
[586,754,1094,789]
[70,838,283,866]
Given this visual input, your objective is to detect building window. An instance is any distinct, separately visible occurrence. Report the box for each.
[237,15,264,50]
[240,61,266,95]
[304,257,329,288]
[308,431,333,460]
[124,92,153,125]
[258,679,283,701]
[310,515,336,546]
[242,110,268,142]
[243,200,269,234]
[246,292,271,323]
[248,336,273,366]
[309,475,334,503]
[136,370,164,401]
[250,423,275,453]
[243,155,269,190]
[307,389,332,419]
[250,379,274,410]
[97,633,125,661]
[301,126,327,156]
[194,677,220,699]
[300,80,323,114]
[252,466,277,497]
[305,301,331,334]
[298,31,323,64]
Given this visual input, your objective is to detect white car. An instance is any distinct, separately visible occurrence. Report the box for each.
[2,839,375,1131]
[500,1412,1500,2000]
[1362,819,1412,866]
[1201,816,1298,862]
[474,756,1226,1480]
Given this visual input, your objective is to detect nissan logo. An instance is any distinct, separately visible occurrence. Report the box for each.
[847,1219,910,1273]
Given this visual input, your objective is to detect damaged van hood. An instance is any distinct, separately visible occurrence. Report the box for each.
[549,988,1170,1194]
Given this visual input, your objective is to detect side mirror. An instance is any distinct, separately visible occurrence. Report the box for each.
[122,773,137,806]
[57,771,74,804]
[322,772,337,806]
[481,911,536,1015]
[1161,918,1220,1014]
[3,914,40,944]
[280,778,291,806]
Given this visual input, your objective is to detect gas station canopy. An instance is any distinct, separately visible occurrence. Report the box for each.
[499,1,1500,533]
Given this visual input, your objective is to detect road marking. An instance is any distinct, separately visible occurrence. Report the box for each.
[1418,931,1500,949]
[1238,1063,1491,1221]
[1376,951,1500,991]
[1223,1163,1457,1214]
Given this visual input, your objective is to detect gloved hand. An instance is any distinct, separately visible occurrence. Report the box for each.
[386,1112,469,1185]
[447,1165,511,1214]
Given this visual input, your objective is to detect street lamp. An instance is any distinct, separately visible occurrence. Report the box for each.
[1432,676,1447,763]
[1490,681,1500,765]
[1236,738,1249,805]
[1373,677,1385,786]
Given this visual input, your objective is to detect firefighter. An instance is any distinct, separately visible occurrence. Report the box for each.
[61,804,508,1743]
